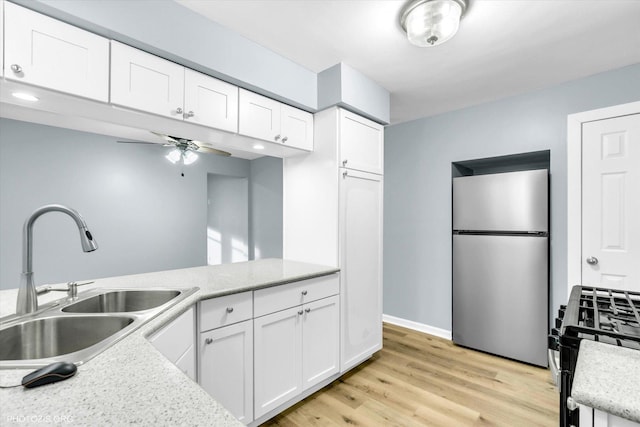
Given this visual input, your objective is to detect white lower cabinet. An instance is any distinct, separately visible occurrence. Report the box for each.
[302,296,340,390]
[254,294,340,419]
[198,293,254,424]
[580,405,640,427]
[200,320,253,424]
[148,306,196,381]
[254,306,303,418]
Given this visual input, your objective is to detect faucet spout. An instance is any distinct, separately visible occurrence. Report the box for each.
[16,204,98,315]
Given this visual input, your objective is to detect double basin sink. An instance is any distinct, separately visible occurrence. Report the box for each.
[0,287,198,368]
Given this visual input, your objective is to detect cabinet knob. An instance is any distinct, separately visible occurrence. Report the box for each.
[281,136,288,143]
[301,290,308,296]
[184,110,194,119]
[274,134,281,141]
[298,310,303,316]
[175,107,183,115]
[226,307,234,313]
[343,171,348,179]
[586,256,598,265]
[205,338,213,345]
[305,308,311,313]
[342,159,348,166]
[10,64,23,74]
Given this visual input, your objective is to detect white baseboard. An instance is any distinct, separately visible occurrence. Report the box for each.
[382,314,452,340]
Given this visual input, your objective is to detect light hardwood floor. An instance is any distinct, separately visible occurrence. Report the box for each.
[263,323,558,426]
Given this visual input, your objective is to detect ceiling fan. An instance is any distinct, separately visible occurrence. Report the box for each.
[118,131,231,165]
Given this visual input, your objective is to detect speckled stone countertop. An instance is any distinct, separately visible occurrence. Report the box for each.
[0,259,339,427]
[571,339,640,422]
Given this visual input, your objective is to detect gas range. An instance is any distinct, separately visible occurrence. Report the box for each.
[549,285,640,427]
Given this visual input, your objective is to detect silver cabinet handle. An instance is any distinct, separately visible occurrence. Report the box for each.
[342,159,348,166]
[297,310,303,315]
[274,134,281,141]
[175,107,183,115]
[184,110,194,118]
[343,171,348,179]
[205,338,213,345]
[281,136,288,143]
[305,308,311,313]
[586,257,598,265]
[226,307,234,313]
[301,290,308,296]
[11,64,23,73]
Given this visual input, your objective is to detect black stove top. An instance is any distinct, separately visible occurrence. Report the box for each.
[560,285,640,349]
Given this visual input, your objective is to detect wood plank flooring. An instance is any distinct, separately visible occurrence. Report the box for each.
[263,323,558,426]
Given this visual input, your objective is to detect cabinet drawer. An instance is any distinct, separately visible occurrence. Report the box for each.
[200,291,253,332]
[254,274,339,318]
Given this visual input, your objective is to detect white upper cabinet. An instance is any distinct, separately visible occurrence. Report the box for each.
[111,42,239,132]
[110,41,185,119]
[339,109,384,175]
[239,89,313,151]
[184,69,238,133]
[281,104,314,151]
[4,2,109,102]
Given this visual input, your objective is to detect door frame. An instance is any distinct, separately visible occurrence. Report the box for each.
[567,101,640,296]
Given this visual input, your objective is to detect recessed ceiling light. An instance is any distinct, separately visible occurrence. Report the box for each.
[12,92,39,102]
[253,144,265,150]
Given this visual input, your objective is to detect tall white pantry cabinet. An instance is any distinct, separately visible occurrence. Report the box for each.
[284,107,384,372]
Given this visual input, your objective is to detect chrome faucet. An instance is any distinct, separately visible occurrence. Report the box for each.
[16,204,98,315]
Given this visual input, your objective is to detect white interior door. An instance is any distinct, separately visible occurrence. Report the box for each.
[582,114,640,291]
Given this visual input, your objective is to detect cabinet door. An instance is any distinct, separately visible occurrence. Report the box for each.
[238,89,281,143]
[254,306,302,419]
[184,69,238,133]
[340,169,383,372]
[4,2,109,102]
[148,307,196,381]
[110,41,185,119]
[339,109,384,175]
[200,320,253,424]
[302,296,340,391]
[281,104,313,151]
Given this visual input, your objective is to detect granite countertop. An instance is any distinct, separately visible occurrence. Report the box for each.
[571,339,640,422]
[0,259,339,427]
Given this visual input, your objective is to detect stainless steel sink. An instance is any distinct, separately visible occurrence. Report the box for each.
[62,290,181,313]
[0,287,198,368]
[0,315,133,360]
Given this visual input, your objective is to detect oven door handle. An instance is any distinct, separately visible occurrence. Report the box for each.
[548,349,560,388]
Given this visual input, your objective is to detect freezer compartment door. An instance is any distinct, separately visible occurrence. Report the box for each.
[452,234,548,366]
[453,169,548,232]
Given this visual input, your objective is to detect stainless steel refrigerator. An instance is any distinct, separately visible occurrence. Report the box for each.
[452,169,548,367]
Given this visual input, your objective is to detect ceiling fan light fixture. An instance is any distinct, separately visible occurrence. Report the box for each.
[400,0,467,47]
[166,149,182,164]
[183,151,198,165]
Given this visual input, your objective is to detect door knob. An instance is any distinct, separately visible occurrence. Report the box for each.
[586,256,598,265]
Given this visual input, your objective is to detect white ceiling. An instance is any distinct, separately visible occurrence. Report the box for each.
[178,0,640,124]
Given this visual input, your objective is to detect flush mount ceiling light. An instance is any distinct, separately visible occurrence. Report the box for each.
[400,0,468,47]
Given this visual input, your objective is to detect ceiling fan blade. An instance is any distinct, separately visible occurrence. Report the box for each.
[150,131,178,144]
[195,144,232,157]
[116,140,158,145]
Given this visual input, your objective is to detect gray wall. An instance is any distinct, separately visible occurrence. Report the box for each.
[0,118,283,290]
[383,63,640,331]
[249,156,284,260]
